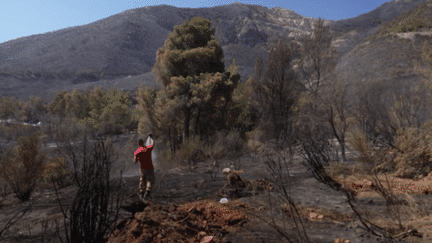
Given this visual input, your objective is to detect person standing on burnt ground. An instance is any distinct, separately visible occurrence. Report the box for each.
[133,134,155,200]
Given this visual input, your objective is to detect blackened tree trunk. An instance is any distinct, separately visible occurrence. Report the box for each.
[183,106,190,142]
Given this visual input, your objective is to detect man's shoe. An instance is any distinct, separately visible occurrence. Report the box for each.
[143,190,151,199]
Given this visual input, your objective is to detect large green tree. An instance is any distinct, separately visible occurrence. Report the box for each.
[153,16,225,88]
[150,16,239,142]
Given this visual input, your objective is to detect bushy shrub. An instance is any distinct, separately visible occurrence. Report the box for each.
[349,121,432,179]
[225,130,245,156]
[245,129,265,154]
[349,126,397,173]
[1,123,40,142]
[96,121,123,137]
[325,161,355,179]
[202,132,227,160]
[393,121,432,178]
[176,136,205,168]
[0,133,46,202]
[160,136,204,169]
[40,155,70,188]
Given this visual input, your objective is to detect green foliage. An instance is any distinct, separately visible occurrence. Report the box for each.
[348,126,395,175]
[225,81,252,139]
[325,161,355,179]
[0,123,40,142]
[202,138,225,161]
[69,90,92,120]
[20,96,48,123]
[148,16,241,144]
[0,96,23,120]
[96,88,132,136]
[148,88,182,133]
[49,89,91,120]
[88,86,108,119]
[393,121,432,178]
[48,86,133,137]
[127,105,140,131]
[48,91,69,117]
[173,135,205,169]
[0,95,47,124]
[153,16,224,88]
[371,2,432,41]
[39,155,70,187]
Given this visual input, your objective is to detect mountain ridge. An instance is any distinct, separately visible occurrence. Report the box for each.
[0,0,430,103]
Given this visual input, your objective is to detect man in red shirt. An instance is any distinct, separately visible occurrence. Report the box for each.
[134,134,155,200]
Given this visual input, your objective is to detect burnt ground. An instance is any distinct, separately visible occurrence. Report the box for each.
[1,135,432,243]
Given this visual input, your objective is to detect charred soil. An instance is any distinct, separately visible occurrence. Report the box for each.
[1,145,432,243]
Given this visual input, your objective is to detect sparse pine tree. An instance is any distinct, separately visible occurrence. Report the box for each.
[248,39,303,142]
[299,18,336,95]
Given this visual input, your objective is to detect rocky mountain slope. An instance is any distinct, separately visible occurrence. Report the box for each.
[335,0,432,85]
[0,0,430,103]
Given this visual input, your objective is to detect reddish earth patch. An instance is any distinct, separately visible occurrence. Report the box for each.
[334,172,432,197]
[106,199,250,243]
[333,172,432,242]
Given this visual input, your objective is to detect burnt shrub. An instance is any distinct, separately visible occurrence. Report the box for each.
[0,132,46,202]
[393,121,432,179]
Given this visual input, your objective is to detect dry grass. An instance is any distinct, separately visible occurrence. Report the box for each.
[331,160,432,239]
[325,161,357,179]
[159,131,247,172]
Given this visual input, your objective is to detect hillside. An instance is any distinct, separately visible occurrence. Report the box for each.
[335,0,432,87]
[0,0,430,103]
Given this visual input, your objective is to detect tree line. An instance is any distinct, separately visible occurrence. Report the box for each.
[0,16,431,176]
[1,15,432,242]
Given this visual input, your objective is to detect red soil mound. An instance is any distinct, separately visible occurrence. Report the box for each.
[106,199,249,243]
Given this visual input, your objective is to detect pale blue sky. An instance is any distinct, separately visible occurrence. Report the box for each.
[1,0,390,44]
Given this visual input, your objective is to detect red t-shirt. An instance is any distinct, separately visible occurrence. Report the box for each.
[134,145,154,170]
